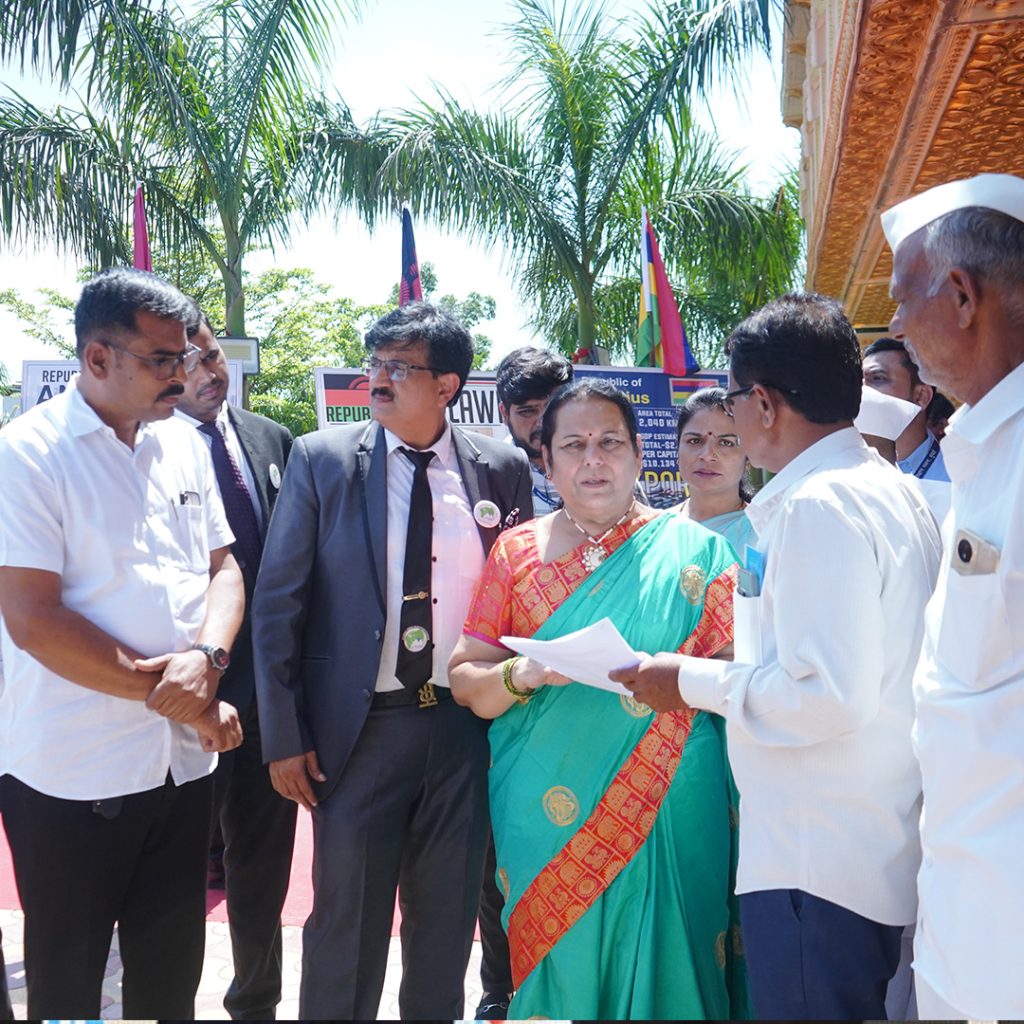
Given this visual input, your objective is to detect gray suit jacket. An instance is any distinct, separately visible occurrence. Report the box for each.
[252,420,532,799]
[220,406,293,711]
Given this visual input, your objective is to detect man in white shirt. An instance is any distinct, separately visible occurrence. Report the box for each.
[0,268,244,1020]
[253,303,532,1019]
[882,172,1024,1020]
[613,293,941,1019]
[863,338,950,482]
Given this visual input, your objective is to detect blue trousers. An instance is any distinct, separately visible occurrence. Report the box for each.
[740,888,903,1020]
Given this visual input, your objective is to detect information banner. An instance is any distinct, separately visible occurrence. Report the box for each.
[20,359,243,415]
[314,364,727,506]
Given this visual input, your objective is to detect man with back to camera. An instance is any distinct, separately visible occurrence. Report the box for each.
[612,293,941,1020]
[252,302,532,1019]
[882,172,1024,1019]
[0,267,244,1019]
[496,345,573,517]
[176,310,296,1020]
[862,337,950,481]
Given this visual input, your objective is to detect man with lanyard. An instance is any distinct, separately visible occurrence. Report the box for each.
[863,337,949,481]
[882,173,1024,1019]
[496,346,573,516]
[613,293,941,1020]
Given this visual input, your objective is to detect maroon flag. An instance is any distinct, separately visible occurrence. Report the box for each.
[399,206,422,305]
[133,182,152,272]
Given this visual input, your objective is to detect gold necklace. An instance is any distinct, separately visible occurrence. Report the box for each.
[562,502,635,573]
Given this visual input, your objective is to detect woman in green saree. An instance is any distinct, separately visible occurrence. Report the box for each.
[449,379,748,1020]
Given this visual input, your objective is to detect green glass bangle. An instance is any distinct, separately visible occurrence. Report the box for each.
[502,655,532,703]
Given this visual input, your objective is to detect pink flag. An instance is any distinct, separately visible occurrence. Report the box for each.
[133,183,153,272]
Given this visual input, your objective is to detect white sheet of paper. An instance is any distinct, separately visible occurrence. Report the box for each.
[500,618,640,696]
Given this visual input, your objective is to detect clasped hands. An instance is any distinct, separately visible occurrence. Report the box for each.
[609,651,689,714]
[135,648,242,752]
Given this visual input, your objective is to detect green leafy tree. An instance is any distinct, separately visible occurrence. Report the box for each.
[0,0,379,336]
[362,0,797,361]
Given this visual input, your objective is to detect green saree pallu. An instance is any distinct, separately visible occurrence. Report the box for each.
[487,513,749,1020]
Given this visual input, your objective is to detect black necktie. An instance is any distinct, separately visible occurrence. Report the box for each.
[395,447,436,691]
[198,420,262,585]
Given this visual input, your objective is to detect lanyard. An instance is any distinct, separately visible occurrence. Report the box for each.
[914,437,941,479]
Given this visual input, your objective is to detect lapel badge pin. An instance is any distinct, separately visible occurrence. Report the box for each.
[473,499,501,528]
[269,463,282,489]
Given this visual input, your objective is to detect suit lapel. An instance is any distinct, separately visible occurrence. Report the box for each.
[452,427,497,554]
[357,421,388,613]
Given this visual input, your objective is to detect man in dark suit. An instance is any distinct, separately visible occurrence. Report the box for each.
[176,312,297,1020]
[253,302,532,1020]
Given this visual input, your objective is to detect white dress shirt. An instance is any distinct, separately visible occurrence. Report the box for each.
[912,362,1024,1018]
[677,428,941,925]
[373,425,485,692]
[0,381,234,800]
[898,431,950,482]
[177,404,263,526]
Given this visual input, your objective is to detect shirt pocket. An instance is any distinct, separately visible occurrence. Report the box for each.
[733,591,764,667]
[168,503,211,573]
[935,570,1011,686]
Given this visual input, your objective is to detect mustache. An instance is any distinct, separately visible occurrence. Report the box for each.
[158,384,185,400]
[371,386,394,399]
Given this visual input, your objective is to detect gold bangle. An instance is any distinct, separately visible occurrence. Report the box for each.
[502,655,532,703]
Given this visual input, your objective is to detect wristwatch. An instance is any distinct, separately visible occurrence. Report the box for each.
[193,642,230,673]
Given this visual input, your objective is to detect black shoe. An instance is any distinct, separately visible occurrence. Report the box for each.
[474,993,510,1020]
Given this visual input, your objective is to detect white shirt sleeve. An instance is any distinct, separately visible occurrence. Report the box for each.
[0,438,65,574]
[679,497,886,747]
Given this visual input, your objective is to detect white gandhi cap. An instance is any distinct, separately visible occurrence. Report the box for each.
[881,173,1024,253]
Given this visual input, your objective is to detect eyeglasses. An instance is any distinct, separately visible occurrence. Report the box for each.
[722,385,754,413]
[103,340,202,380]
[362,357,440,382]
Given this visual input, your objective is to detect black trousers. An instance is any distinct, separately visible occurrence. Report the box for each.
[477,831,513,997]
[0,771,213,1019]
[213,700,298,1019]
[0,926,11,1021]
[300,698,491,1020]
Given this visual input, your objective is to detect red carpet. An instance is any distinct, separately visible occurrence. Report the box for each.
[1,807,407,935]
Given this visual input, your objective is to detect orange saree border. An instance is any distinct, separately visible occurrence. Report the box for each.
[506,564,737,989]
[508,708,696,989]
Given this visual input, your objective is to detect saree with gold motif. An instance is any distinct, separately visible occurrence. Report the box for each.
[463,510,748,1019]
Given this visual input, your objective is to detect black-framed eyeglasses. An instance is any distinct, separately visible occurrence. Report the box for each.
[362,357,440,382]
[723,385,754,413]
[102,340,202,380]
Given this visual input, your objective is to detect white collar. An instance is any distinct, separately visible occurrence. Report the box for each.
[747,427,864,533]
[384,422,454,468]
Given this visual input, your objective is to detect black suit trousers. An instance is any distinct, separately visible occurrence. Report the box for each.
[0,924,11,1021]
[299,698,490,1020]
[0,771,212,1019]
[212,700,298,1019]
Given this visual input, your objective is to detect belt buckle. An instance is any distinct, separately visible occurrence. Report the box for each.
[417,682,438,709]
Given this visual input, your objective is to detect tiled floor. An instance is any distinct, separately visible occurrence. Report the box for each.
[0,907,484,1019]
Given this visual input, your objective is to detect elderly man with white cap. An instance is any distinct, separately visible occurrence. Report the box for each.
[883,173,1024,1020]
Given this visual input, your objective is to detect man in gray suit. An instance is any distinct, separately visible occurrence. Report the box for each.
[253,302,532,1019]
[176,312,296,1020]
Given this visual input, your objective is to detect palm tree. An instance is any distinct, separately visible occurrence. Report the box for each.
[0,0,378,335]
[357,0,798,361]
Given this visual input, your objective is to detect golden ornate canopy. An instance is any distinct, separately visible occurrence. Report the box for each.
[783,0,1024,334]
